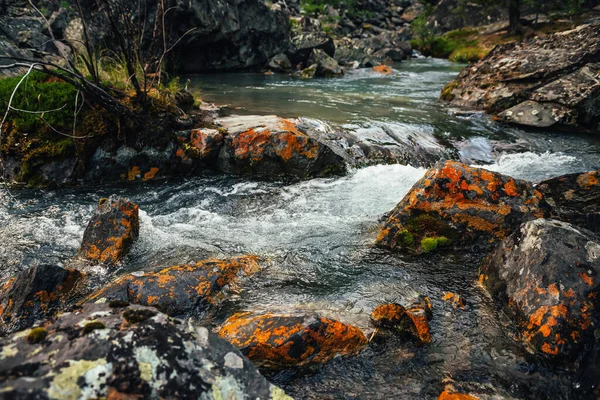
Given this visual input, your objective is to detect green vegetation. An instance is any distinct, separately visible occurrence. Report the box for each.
[395,229,415,246]
[410,25,488,62]
[300,0,373,20]
[27,327,48,344]
[420,236,451,253]
[440,81,459,101]
[83,321,106,334]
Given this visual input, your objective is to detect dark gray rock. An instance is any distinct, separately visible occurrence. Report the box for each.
[308,48,344,77]
[0,264,84,335]
[537,171,600,233]
[0,303,292,399]
[480,219,600,362]
[442,23,600,131]
[289,17,335,65]
[268,52,293,72]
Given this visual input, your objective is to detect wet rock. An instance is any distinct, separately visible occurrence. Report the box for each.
[442,24,600,131]
[215,115,347,179]
[0,303,291,399]
[219,313,368,370]
[268,53,293,72]
[301,64,317,79]
[176,127,225,162]
[371,298,433,344]
[78,196,139,266]
[372,65,393,74]
[0,264,84,335]
[442,292,466,310]
[289,17,335,64]
[537,171,600,233]
[376,161,550,253]
[86,256,261,318]
[480,219,600,360]
[308,49,344,77]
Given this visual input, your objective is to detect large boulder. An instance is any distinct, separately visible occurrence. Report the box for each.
[0,303,292,399]
[537,170,600,233]
[480,219,600,360]
[289,17,336,65]
[219,313,368,370]
[85,256,262,318]
[441,23,600,131]
[78,196,139,266]
[308,48,344,77]
[0,264,84,335]
[376,161,550,253]
[215,115,347,179]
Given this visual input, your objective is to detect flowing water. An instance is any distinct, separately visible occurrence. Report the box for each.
[2,59,600,399]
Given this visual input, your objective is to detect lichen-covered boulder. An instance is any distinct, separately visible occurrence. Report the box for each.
[537,170,600,233]
[218,313,368,370]
[480,219,600,360]
[175,127,225,163]
[78,196,139,266]
[376,161,550,253]
[215,115,346,179]
[371,297,433,344]
[85,256,262,318]
[0,264,84,335]
[0,303,292,399]
[441,23,600,131]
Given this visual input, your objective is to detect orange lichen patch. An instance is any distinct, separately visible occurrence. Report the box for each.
[405,307,431,344]
[142,167,159,181]
[576,171,599,189]
[219,313,367,369]
[578,272,594,287]
[277,118,303,135]
[442,292,466,310]
[127,166,141,181]
[503,179,520,197]
[371,303,406,328]
[274,132,319,162]
[372,65,393,74]
[438,391,480,400]
[541,342,560,355]
[231,128,271,162]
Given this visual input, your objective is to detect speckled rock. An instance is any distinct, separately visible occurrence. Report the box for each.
[442,23,600,131]
[176,127,225,163]
[480,219,600,360]
[85,256,262,318]
[219,313,368,370]
[78,196,139,266]
[215,115,346,179]
[371,297,433,344]
[376,161,550,253]
[537,170,600,233]
[0,303,292,399]
[0,264,84,335]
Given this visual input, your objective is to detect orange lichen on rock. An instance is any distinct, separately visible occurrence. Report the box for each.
[127,166,141,181]
[371,303,406,328]
[442,292,466,310]
[438,391,480,400]
[372,65,393,74]
[376,161,550,252]
[218,313,367,369]
[78,196,139,266]
[576,171,599,189]
[142,167,159,181]
[84,256,261,318]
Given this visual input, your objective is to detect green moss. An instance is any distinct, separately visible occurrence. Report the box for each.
[440,81,459,101]
[420,236,451,253]
[395,229,415,246]
[27,327,47,344]
[449,47,488,63]
[411,28,487,62]
[83,321,106,334]
[123,308,157,324]
[420,237,439,253]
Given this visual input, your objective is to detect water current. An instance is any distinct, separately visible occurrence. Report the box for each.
[1,58,600,399]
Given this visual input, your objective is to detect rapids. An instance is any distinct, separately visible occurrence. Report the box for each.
[1,58,599,399]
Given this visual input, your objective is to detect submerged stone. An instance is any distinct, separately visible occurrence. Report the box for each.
[0,264,83,335]
[480,219,600,361]
[376,160,550,253]
[371,297,433,345]
[78,196,139,266]
[219,313,368,370]
[0,303,291,399]
[85,256,262,318]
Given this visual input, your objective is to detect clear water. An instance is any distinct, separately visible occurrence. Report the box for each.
[2,59,600,399]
